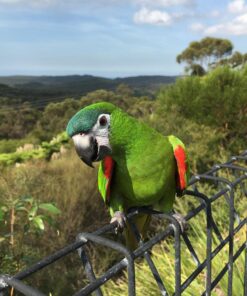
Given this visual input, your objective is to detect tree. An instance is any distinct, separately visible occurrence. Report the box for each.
[218,51,247,68]
[190,64,206,76]
[177,37,233,75]
[116,83,134,97]
[0,102,38,140]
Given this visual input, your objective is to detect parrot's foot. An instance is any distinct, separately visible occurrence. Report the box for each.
[110,211,126,234]
[172,212,187,233]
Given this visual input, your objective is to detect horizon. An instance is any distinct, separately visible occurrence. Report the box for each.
[1,0,247,76]
[0,73,179,79]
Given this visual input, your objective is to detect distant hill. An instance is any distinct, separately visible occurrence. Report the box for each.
[0,74,177,107]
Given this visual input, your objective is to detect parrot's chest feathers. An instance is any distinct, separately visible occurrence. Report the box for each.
[114,151,175,206]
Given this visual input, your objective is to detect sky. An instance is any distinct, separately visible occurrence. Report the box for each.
[0,0,247,77]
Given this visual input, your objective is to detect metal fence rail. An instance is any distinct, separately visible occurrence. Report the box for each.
[0,151,247,296]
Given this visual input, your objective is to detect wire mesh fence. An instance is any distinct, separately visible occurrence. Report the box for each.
[0,150,246,296]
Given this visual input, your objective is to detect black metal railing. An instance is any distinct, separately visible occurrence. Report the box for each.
[0,151,246,296]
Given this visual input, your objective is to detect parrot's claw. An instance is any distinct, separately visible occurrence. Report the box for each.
[110,211,126,234]
[172,212,187,233]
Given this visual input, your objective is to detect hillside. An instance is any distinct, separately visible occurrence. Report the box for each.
[0,74,176,105]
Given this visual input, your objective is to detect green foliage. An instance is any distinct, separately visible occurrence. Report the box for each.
[0,102,39,139]
[0,151,111,294]
[0,132,69,166]
[38,203,61,215]
[0,196,60,236]
[0,168,61,274]
[150,105,226,172]
[0,138,31,153]
[218,51,247,69]
[190,63,206,76]
[156,66,247,157]
[33,99,82,141]
[177,37,233,74]
[0,149,46,166]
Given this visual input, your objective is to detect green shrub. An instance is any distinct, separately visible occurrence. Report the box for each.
[157,66,247,154]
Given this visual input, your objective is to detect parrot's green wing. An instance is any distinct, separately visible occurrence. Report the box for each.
[168,135,189,194]
[98,156,115,205]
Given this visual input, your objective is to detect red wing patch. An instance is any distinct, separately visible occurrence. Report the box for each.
[168,135,189,193]
[174,145,188,191]
[102,156,114,204]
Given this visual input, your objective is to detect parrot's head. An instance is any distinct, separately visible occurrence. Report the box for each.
[66,102,117,167]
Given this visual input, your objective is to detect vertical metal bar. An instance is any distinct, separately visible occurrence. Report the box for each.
[181,232,200,266]
[144,252,169,296]
[218,183,240,224]
[205,201,212,296]
[244,237,247,296]
[227,187,234,296]
[201,243,246,296]
[156,213,182,296]
[211,219,224,243]
[174,224,181,296]
[79,248,103,296]
[127,217,169,295]
[184,189,212,295]
[77,233,135,296]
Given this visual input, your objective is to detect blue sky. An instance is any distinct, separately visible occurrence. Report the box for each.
[0,0,247,77]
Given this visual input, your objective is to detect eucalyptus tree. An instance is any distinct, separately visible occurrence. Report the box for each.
[177,37,233,75]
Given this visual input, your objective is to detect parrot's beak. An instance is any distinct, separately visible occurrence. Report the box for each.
[72,134,98,168]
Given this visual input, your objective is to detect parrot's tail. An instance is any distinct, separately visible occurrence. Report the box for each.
[124,213,151,251]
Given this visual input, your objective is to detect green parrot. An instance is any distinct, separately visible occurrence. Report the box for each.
[66,102,189,250]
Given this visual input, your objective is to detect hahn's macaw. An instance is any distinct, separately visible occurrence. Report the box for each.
[66,102,189,250]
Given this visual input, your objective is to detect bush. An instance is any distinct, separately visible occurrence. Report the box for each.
[157,66,247,154]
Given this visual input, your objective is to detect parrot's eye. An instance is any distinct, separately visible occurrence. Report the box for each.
[99,115,107,127]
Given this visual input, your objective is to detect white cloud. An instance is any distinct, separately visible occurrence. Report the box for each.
[134,7,172,25]
[228,0,247,13]
[188,1,247,36]
[202,12,247,36]
[204,24,224,35]
[235,12,247,22]
[190,22,205,32]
